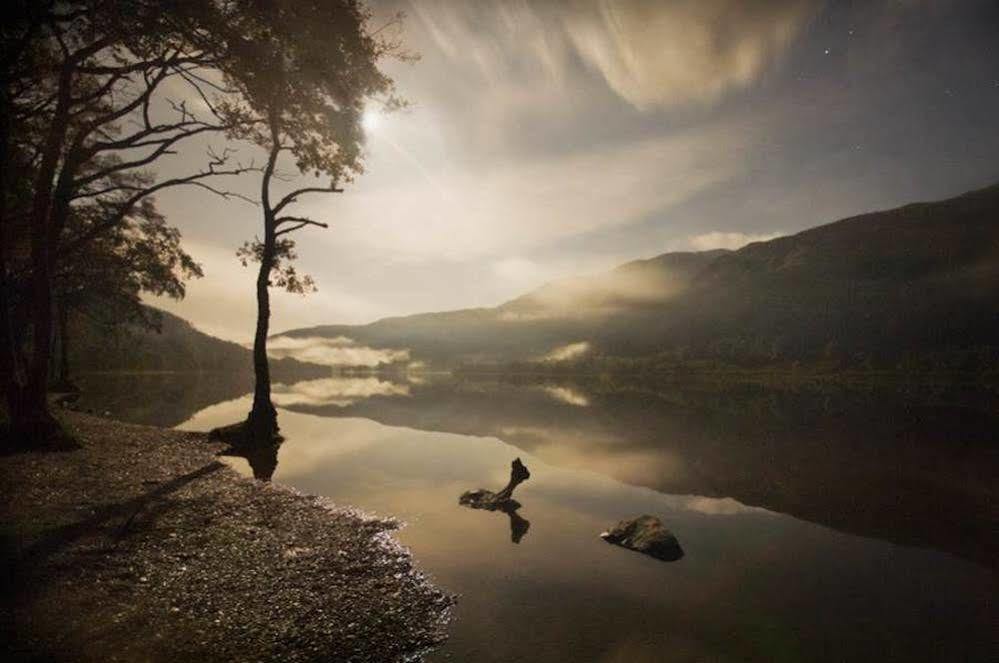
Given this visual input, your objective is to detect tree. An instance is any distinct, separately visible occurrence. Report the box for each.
[51,194,203,388]
[1,1,254,445]
[216,0,403,442]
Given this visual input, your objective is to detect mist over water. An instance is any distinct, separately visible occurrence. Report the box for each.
[266,336,410,367]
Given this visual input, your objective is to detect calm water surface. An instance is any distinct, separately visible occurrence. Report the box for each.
[77,373,997,662]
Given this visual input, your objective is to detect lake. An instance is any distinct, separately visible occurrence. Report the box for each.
[75,373,997,662]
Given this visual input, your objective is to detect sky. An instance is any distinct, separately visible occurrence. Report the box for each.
[149,0,999,343]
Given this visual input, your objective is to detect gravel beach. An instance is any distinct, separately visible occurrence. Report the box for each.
[1,411,452,662]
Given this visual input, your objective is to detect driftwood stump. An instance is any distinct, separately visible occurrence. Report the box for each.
[459,458,532,543]
[459,458,530,510]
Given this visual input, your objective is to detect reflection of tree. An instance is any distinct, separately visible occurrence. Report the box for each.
[504,504,531,544]
[223,440,282,482]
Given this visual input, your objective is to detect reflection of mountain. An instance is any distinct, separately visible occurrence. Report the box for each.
[72,372,255,428]
[280,184,999,367]
[281,379,998,568]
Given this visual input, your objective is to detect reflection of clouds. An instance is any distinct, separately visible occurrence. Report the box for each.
[541,386,590,407]
[412,0,818,110]
[268,336,409,367]
[272,378,410,408]
[498,425,684,487]
[682,496,770,516]
[542,342,590,362]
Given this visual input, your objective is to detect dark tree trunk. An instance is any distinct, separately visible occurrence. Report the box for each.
[0,83,26,440]
[59,305,69,383]
[50,302,76,392]
[247,229,278,442]
[14,64,74,444]
[1,15,48,445]
[245,117,282,444]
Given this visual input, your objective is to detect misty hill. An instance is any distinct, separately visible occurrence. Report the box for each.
[499,249,730,319]
[69,306,328,378]
[279,183,999,369]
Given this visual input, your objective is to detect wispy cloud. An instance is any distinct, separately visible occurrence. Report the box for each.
[410,0,819,110]
[267,336,409,367]
[327,125,745,262]
[688,231,783,251]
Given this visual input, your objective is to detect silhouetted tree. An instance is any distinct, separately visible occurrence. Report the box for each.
[216,0,404,442]
[52,196,203,387]
[1,1,253,446]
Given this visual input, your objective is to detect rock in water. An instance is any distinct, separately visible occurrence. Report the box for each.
[601,515,684,561]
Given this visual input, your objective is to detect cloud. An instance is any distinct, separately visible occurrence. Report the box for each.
[688,230,783,251]
[267,336,409,367]
[409,0,819,111]
[564,0,819,109]
[328,124,744,261]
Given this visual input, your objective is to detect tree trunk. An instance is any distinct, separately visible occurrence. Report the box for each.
[15,64,74,444]
[246,230,278,442]
[50,302,77,392]
[245,116,282,444]
[0,83,26,441]
[0,2,39,387]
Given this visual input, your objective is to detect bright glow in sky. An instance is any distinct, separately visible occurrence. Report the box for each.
[361,109,382,133]
[149,0,999,342]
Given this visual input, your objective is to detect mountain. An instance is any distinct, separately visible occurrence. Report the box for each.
[69,306,328,378]
[278,183,999,369]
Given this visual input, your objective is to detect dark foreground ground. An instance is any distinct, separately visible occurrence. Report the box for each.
[0,411,452,662]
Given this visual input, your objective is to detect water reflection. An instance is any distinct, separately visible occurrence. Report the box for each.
[506,508,530,544]
[272,376,409,407]
[283,376,999,569]
[222,440,282,481]
[79,373,997,662]
[79,373,999,568]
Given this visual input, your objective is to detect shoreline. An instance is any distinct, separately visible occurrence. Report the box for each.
[1,411,452,662]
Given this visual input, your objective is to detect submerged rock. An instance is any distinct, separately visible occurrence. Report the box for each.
[601,515,684,561]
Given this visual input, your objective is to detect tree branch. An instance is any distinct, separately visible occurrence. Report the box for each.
[58,163,261,259]
[274,216,329,236]
[272,184,343,215]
